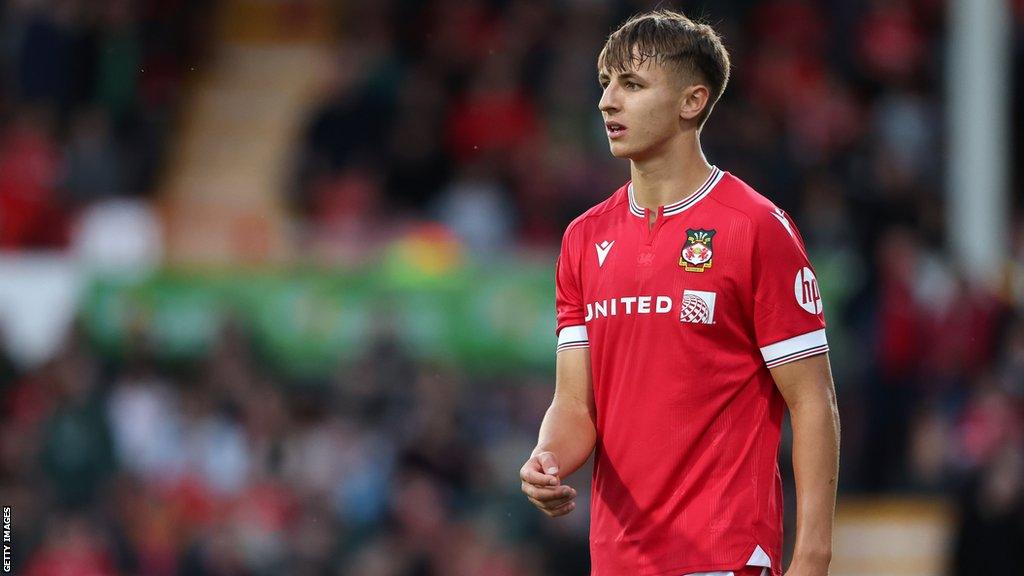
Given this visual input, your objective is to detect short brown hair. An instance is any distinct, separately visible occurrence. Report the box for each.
[598,10,731,126]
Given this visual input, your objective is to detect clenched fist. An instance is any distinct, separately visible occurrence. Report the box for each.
[520,451,578,517]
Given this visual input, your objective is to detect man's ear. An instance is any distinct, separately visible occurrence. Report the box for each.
[679,84,710,122]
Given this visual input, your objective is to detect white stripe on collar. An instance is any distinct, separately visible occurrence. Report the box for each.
[628,166,723,218]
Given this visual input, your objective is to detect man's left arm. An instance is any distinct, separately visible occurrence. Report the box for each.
[771,353,840,576]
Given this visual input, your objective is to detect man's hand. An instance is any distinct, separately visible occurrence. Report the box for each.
[523,347,594,518]
[520,451,578,517]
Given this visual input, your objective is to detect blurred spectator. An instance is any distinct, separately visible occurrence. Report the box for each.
[384,64,452,212]
[38,336,113,510]
[63,107,124,206]
[106,360,182,481]
[950,444,1024,574]
[856,0,930,84]
[93,0,141,122]
[24,514,119,576]
[14,1,79,110]
[0,109,65,248]
[433,164,516,257]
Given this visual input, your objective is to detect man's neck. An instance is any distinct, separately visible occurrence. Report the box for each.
[629,134,712,211]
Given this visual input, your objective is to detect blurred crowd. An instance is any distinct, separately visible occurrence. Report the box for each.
[0,325,576,575]
[2,0,1024,574]
[0,0,207,248]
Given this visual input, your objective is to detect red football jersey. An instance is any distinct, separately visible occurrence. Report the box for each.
[554,167,827,576]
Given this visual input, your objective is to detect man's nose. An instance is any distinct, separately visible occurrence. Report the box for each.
[598,85,619,114]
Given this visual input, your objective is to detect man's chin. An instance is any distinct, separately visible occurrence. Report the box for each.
[608,143,635,159]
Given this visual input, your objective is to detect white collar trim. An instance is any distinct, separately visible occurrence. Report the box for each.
[628,166,723,218]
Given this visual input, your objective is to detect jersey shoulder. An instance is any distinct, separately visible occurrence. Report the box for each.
[562,182,629,241]
[709,171,792,229]
[709,172,780,216]
[711,171,808,250]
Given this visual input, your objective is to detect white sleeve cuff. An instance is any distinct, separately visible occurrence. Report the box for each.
[760,328,828,368]
[556,325,589,352]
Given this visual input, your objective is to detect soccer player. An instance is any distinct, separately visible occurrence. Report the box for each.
[519,10,840,576]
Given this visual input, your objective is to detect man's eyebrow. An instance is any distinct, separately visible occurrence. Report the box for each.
[598,71,645,84]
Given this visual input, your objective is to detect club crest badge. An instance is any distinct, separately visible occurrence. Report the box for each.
[680,229,715,272]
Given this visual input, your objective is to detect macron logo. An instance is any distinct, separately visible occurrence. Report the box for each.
[595,240,615,267]
[771,208,795,240]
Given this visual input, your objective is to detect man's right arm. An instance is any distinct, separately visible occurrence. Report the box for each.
[533,347,597,475]
[520,346,596,517]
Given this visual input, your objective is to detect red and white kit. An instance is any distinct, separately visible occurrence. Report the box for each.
[555,167,827,576]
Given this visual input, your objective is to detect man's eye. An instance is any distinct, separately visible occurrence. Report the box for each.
[625,82,640,90]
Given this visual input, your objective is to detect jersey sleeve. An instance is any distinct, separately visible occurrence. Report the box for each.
[751,208,828,368]
[555,223,589,352]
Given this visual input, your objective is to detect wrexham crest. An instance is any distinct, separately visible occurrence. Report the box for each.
[680,229,715,272]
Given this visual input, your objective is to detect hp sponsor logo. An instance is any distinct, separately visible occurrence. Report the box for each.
[794,267,822,314]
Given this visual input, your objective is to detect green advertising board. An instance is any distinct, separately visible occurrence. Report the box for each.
[81,260,558,378]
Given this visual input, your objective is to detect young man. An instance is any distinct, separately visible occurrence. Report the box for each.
[519,10,840,576]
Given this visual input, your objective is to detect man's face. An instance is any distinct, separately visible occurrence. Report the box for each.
[598,58,689,160]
